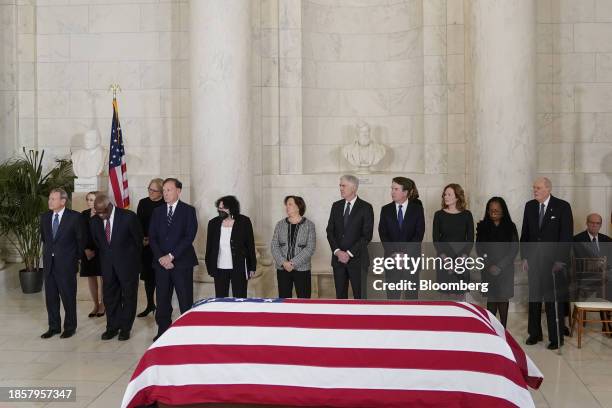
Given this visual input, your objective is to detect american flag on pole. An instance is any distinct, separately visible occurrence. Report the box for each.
[122,299,543,408]
[108,97,130,209]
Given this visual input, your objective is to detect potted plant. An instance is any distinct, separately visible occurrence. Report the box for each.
[0,149,75,293]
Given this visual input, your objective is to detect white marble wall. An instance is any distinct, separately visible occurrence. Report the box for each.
[34,0,190,203]
[536,0,612,235]
[0,0,35,163]
[3,0,612,273]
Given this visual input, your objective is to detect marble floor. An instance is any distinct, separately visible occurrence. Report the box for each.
[0,264,611,408]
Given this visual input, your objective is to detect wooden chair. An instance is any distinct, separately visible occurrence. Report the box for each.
[569,257,612,348]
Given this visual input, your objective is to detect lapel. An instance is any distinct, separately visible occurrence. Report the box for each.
[539,196,555,231]
[398,201,410,232]
[53,209,68,242]
[230,215,239,243]
[110,208,120,245]
[166,201,180,230]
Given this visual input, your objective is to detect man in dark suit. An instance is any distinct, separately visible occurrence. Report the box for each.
[521,177,573,350]
[573,213,612,332]
[378,177,425,299]
[326,174,374,299]
[40,188,84,339]
[149,178,198,341]
[90,194,143,341]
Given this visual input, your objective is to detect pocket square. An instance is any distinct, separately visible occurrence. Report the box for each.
[550,216,556,219]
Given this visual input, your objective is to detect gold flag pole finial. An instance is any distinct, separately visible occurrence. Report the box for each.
[108,84,122,99]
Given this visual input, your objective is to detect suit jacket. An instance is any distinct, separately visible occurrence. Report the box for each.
[326,197,374,268]
[90,208,143,278]
[205,214,257,278]
[520,195,573,301]
[40,208,84,275]
[149,200,199,269]
[573,230,612,259]
[378,200,425,256]
[520,195,574,264]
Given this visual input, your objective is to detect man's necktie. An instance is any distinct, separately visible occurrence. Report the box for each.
[52,213,59,239]
[398,204,404,227]
[105,220,111,243]
[538,203,545,228]
[167,205,174,226]
[592,236,600,255]
[343,201,351,228]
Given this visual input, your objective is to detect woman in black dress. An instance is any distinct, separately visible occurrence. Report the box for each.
[476,197,518,328]
[432,183,474,296]
[80,191,104,317]
[136,178,165,317]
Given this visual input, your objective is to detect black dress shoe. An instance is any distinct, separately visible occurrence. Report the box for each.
[526,336,542,345]
[118,330,130,341]
[137,306,156,318]
[41,329,60,339]
[96,311,105,317]
[60,329,75,339]
[547,342,563,350]
[101,329,118,340]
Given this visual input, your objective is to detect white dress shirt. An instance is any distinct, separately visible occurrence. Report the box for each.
[217,226,234,269]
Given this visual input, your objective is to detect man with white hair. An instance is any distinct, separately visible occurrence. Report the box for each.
[326,175,374,299]
[521,177,573,350]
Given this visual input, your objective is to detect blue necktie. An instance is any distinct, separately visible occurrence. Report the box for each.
[52,213,59,239]
[167,205,174,226]
[538,203,545,228]
[343,201,351,228]
[398,204,404,227]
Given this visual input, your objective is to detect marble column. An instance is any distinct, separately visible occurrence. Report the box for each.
[189,0,253,258]
[468,0,537,225]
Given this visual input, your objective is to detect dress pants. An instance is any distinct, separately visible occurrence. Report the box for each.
[333,264,362,299]
[528,301,564,345]
[155,265,194,335]
[103,265,138,332]
[44,258,77,332]
[277,269,311,298]
[214,268,248,298]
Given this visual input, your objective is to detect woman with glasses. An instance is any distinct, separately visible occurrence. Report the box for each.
[271,196,316,298]
[475,197,518,327]
[136,178,165,317]
[205,195,257,298]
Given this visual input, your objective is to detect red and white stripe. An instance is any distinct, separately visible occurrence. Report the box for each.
[108,155,129,209]
[122,300,543,408]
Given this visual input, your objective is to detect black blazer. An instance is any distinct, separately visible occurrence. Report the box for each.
[205,214,257,278]
[149,200,199,269]
[573,230,612,259]
[90,208,143,278]
[520,195,573,264]
[378,200,425,244]
[326,197,374,268]
[40,209,84,275]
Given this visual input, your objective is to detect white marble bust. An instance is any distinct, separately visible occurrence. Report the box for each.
[342,121,386,174]
[71,130,105,178]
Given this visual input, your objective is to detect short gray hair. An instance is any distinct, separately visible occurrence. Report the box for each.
[50,188,68,201]
[341,174,359,189]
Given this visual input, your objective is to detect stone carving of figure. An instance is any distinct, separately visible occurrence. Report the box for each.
[342,121,386,174]
[71,130,105,178]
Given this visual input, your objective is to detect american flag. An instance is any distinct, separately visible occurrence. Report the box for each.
[122,299,543,408]
[108,98,130,209]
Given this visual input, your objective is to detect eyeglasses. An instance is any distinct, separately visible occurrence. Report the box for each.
[148,188,161,193]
